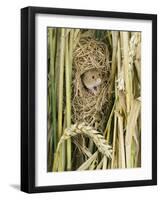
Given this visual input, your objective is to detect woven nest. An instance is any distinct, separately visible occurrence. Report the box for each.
[72,36,111,132]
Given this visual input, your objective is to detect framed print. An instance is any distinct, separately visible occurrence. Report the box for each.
[21,6,157,193]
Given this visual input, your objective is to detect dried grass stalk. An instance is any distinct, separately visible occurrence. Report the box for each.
[77,151,98,171]
[125,99,141,168]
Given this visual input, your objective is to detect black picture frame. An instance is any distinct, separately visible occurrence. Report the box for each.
[21,6,157,193]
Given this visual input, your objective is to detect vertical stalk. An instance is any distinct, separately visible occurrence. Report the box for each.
[117,38,121,76]
[111,114,117,168]
[65,30,73,170]
[57,28,65,171]
[49,28,57,153]
[126,100,141,168]
[110,31,119,90]
[102,156,107,169]
[122,32,132,113]
[57,28,65,139]
[117,113,126,168]
[69,30,74,81]
[106,31,119,120]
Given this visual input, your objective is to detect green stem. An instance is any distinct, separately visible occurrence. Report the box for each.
[57,28,65,171]
[49,28,57,154]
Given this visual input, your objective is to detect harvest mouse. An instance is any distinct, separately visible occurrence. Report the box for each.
[81,69,102,94]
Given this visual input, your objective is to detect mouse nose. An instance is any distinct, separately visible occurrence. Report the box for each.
[97,78,101,83]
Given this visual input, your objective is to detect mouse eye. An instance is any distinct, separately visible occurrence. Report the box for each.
[92,76,95,79]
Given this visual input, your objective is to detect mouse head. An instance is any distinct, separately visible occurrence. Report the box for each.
[82,69,102,89]
[88,69,101,82]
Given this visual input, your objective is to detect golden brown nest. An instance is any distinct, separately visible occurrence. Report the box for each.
[71,36,111,132]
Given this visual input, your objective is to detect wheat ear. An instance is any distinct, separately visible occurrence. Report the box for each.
[57,123,112,158]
